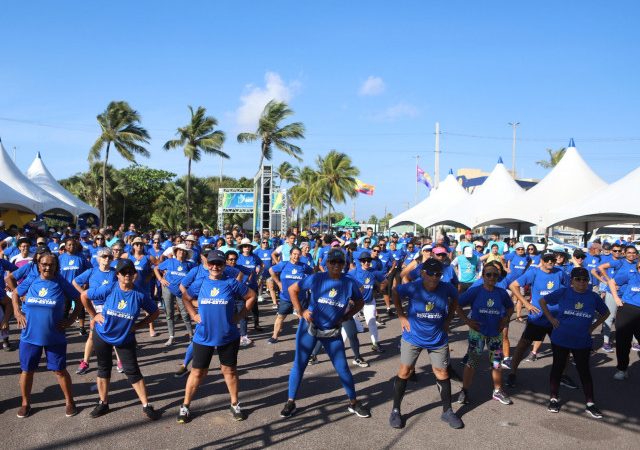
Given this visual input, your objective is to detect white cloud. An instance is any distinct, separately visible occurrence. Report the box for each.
[235,72,300,130]
[370,102,419,122]
[359,76,385,96]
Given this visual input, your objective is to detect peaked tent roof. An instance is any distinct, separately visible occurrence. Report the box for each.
[0,140,74,215]
[0,178,38,213]
[26,152,99,217]
[334,217,360,228]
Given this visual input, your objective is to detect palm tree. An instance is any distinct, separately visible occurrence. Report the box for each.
[275,161,297,188]
[314,150,359,228]
[290,166,317,228]
[536,147,567,169]
[164,106,227,229]
[237,100,305,178]
[89,101,150,226]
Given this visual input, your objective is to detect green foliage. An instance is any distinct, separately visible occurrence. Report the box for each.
[536,147,567,169]
[314,150,359,227]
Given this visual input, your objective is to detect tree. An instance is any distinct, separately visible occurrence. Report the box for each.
[114,166,176,226]
[290,166,318,229]
[314,150,359,228]
[89,101,150,226]
[536,147,567,169]
[237,100,305,178]
[60,162,118,221]
[275,161,297,188]
[164,106,227,229]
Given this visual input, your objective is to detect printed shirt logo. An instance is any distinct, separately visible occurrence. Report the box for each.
[292,268,297,274]
[210,287,220,297]
[69,260,74,266]
[365,277,371,284]
[177,266,183,272]
[575,302,584,310]
[102,280,109,285]
[117,299,127,310]
[546,281,555,290]
[134,260,140,266]
[518,261,524,266]
[329,288,337,298]
[38,287,48,297]
[487,298,494,307]
[425,301,435,312]
[263,253,268,257]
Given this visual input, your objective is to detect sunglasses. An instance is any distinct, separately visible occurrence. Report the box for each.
[542,257,556,263]
[572,277,590,282]
[99,255,112,259]
[95,238,104,241]
[119,270,137,276]
[153,240,159,243]
[209,261,225,267]
[484,272,500,279]
[133,243,144,246]
[226,258,237,262]
[612,249,622,253]
[360,259,372,263]
[261,241,268,244]
[372,249,380,252]
[113,248,123,252]
[434,253,446,257]
[328,259,345,264]
[425,270,443,277]
[574,255,585,260]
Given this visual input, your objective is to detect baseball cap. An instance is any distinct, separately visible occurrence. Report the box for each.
[570,267,590,279]
[541,250,556,261]
[80,230,89,238]
[465,230,472,235]
[358,250,372,260]
[602,243,612,250]
[573,249,587,259]
[514,242,525,250]
[327,248,346,262]
[206,250,226,264]
[432,246,447,255]
[115,259,136,274]
[35,246,51,256]
[421,244,433,251]
[421,258,444,273]
[36,237,47,245]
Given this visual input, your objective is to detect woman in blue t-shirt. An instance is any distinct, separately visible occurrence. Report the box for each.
[540,267,609,418]
[11,253,81,418]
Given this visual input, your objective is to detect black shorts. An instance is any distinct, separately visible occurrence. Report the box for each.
[522,322,553,341]
[192,339,240,369]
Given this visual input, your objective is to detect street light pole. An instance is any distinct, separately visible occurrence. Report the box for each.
[508,121,520,178]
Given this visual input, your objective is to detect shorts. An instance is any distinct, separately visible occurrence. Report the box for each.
[399,338,449,369]
[466,329,503,369]
[19,340,67,372]
[192,339,240,369]
[278,301,294,316]
[522,322,553,341]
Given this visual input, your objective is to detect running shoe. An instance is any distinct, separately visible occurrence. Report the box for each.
[308,355,318,365]
[492,389,513,405]
[547,398,560,413]
[2,340,13,352]
[76,360,90,375]
[457,389,469,405]
[389,408,403,429]
[501,357,512,370]
[240,336,252,347]
[585,403,603,419]
[174,365,188,378]
[560,375,578,389]
[353,358,370,368]
[375,320,384,327]
[267,337,278,344]
[17,404,31,418]
[600,343,614,353]
[90,401,109,418]
[525,352,538,362]
[280,400,297,418]
[632,343,640,351]
[229,403,246,421]
[79,327,88,336]
[371,344,385,353]
[613,370,628,380]
[271,304,278,310]
[347,401,371,418]
[143,404,160,421]
[164,337,175,347]
[505,373,517,388]
[116,361,124,373]
[386,308,396,317]
[65,403,78,417]
[440,408,464,429]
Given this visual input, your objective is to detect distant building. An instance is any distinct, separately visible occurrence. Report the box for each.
[456,168,538,193]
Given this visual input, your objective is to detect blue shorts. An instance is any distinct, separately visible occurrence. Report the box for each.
[19,340,67,372]
[278,301,294,316]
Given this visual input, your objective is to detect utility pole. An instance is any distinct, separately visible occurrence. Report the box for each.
[508,121,520,178]
[434,122,440,188]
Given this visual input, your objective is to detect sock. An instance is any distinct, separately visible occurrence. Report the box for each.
[392,376,408,410]
[436,378,452,412]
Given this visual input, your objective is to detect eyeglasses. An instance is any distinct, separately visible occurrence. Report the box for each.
[113,248,122,252]
[516,248,525,251]
[99,255,112,259]
[484,272,500,279]
[153,240,159,243]
[527,248,536,251]
[133,243,143,246]
[261,241,268,244]
[572,277,590,282]
[434,253,445,257]
[424,270,443,277]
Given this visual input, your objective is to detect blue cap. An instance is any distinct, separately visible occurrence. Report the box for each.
[80,230,89,238]
[358,250,372,260]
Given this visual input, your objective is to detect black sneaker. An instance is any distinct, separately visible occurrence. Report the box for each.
[585,403,603,419]
[347,401,371,418]
[505,373,516,388]
[371,344,385,353]
[174,365,189,378]
[525,352,538,362]
[2,340,14,352]
[547,398,560,413]
[17,404,32,418]
[79,327,88,336]
[386,308,396,317]
[177,405,191,423]
[441,408,464,429]
[229,403,246,421]
[143,404,160,421]
[389,408,403,428]
[457,389,469,405]
[280,400,296,418]
[90,401,109,418]
[308,355,318,366]
[560,375,578,390]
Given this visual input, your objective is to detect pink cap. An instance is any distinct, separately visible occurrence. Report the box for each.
[331,241,340,247]
[432,246,448,255]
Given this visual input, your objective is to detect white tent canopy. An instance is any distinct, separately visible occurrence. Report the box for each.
[0,178,38,213]
[26,152,99,218]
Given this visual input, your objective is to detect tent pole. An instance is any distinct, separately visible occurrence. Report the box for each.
[544,227,550,251]
[583,222,589,249]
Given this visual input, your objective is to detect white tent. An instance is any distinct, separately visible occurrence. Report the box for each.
[0,140,73,215]
[26,152,99,218]
[547,164,640,230]
[0,178,38,213]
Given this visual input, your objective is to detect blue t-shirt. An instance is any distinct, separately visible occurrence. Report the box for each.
[58,253,89,283]
[504,253,531,283]
[17,275,78,346]
[158,258,194,297]
[585,254,601,285]
[458,285,513,337]
[73,268,117,301]
[612,259,638,297]
[396,280,457,349]
[130,255,153,293]
[271,261,313,302]
[347,267,386,304]
[615,270,640,307]
[515,267,568,326]
[300,254,316,271]
[193,276,249,346]
[544,287,609,349]
[88,283,158,346]
[389,248,407,263]
[181,265,209,297]
[598,254,616,292]
[11,261,39,285]
[237,253,263,290]
[298,272,363,330]
[254,248,274,276]
[442,264,459,286]
[0,259,18,291]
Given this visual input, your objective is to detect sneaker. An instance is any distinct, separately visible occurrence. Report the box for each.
[65,403,78,417]
[505,373,516,388]
[76,360,90,375]
[17,404,32,418]
[585,403,603,419]
[271,304,278,310]
[164,337,175,347]
[548,398,560,413]
[371,344,385,354]
[280,400,296,418]
[613,370,628,380]
[143,404,160,421]
[240,336,252,347]
[308,355,318,366]
[492,389,513,405]
[230,403,246,421]
[440,408,464,429]
[457,389,469,405]
[177,404,191,423]
[632,343,640,351]
[2,340,13,352]
[174,365,188,378]
[386,308,396,317]
[79,327,88,336]
[389,408,403,428]
[347,401,371,418]
[375,320,384,327]
[560,375,578,390]
[90,401,109,418]
[501,357,512,370]
[353,358,370,368]
[525,352,538,362]
[116,361,124,373]
[267,337,278,344]
[601,343,614,353]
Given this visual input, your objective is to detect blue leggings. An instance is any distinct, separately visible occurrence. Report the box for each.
[311,318,361,359]
[288,319,356,401]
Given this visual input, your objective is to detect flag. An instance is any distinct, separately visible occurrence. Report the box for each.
[417,165,432,189]
[355,179,375,196]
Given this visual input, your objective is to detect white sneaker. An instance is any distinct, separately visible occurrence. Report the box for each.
[240,336,252,347]
[164,337,174,347]
[613,370,628,380]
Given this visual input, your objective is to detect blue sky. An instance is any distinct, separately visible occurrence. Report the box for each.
[1,1,639,220]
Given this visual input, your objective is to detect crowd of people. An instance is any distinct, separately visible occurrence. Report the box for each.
[1,219,638,429]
